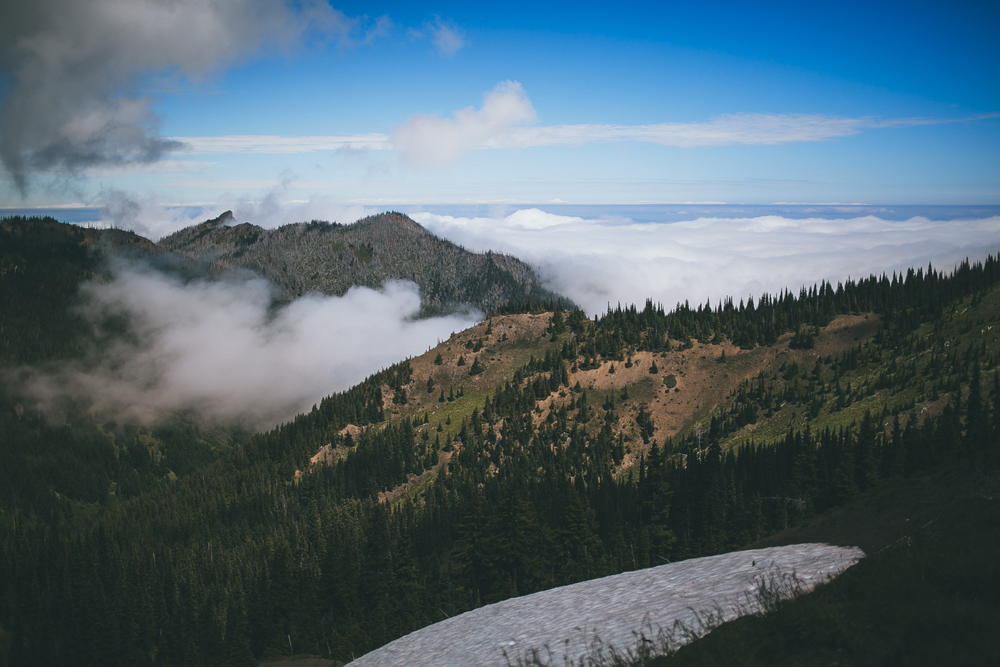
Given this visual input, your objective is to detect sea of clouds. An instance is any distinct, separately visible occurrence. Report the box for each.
[412,208,1000,317]
[12,201,1000,429]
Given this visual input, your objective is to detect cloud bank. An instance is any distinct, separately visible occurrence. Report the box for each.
[413,209,1000,317]
[0,0,384,192]
[15,264,478,428]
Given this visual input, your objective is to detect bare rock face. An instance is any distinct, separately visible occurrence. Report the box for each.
[349,544,863,667]
[160,211,566,315]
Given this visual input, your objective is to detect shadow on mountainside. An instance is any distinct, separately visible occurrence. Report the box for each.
[652,450,1000,667]
[745,453,1000,554]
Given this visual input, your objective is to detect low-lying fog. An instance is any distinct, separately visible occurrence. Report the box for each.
[13,203,1000,430]
[14,263,478,429]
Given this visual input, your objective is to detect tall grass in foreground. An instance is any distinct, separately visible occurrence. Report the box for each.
[504,571,806,667]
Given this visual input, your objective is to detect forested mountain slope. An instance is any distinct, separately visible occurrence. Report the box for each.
[160,211,565,314]
[0,216,157,365]
[2,248,998,667]
[0,213,567,529]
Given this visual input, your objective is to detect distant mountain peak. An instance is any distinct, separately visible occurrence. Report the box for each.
[160,211,570,315]
[214,210,235,224]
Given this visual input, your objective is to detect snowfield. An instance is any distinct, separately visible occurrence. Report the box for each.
[349,543,863,667]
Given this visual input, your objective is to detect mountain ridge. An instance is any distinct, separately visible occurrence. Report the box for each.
[2,219,998,666]
[159,210,567,315]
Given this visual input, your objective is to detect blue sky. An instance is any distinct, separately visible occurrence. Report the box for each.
[1,0,998,210]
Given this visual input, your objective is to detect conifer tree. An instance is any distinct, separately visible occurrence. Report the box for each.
[469,356,484,376]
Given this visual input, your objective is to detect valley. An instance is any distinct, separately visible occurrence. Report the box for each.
[1,215,998,666]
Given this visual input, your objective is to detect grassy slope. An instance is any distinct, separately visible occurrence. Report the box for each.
[6,217,1000,664]
[351,281,1000,665]
[339,281,1000,505]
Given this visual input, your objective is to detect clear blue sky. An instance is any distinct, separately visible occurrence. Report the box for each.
[1,0,997,209]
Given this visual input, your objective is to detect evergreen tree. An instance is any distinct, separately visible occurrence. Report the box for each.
[469,357,484,376]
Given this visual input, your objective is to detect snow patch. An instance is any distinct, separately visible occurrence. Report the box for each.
[350,543,862,667]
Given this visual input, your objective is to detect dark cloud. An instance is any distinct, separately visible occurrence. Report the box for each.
[0,0,384,193]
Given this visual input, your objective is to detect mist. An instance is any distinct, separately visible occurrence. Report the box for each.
[15,262,479,429]
[414,209,1000,317]
[97,188,379,240]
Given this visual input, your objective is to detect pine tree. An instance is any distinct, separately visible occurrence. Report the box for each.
[469,356,484,376]
[966,363,990,448]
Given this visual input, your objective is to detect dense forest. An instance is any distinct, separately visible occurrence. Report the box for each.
[1,215,999,666]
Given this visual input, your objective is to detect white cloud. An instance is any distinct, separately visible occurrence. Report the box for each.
[431,20,466,56]
[14,265,478,429]
[390,81,536,167]
[227,190,379,232]
[408,16,466,56]
[500,112,999,149]
[174,134,391,154]
[96,186,379,239]
[413,209,1000,317]
[505,114,867,148]
[97,190,221,239]
[172,74,994,168]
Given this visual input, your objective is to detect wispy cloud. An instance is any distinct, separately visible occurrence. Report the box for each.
[431,19,466,56]
[408,16,466,56]
[174,134,391,154]
[96,186,379,239]
[173,80,996,168]
[499,113,999,149]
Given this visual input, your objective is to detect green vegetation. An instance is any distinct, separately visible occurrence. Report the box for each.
[1,215,999,666]
[656,488,1000,666]
[511,444,1000,667]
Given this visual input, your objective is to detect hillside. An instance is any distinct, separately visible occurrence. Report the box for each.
[350,543,863,667]
[1,230,999,666]
[0,216,159,365]
[0,212,567,541]
[159,211,565,314]
[1,212,565,368]
[650,450,1000,667]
